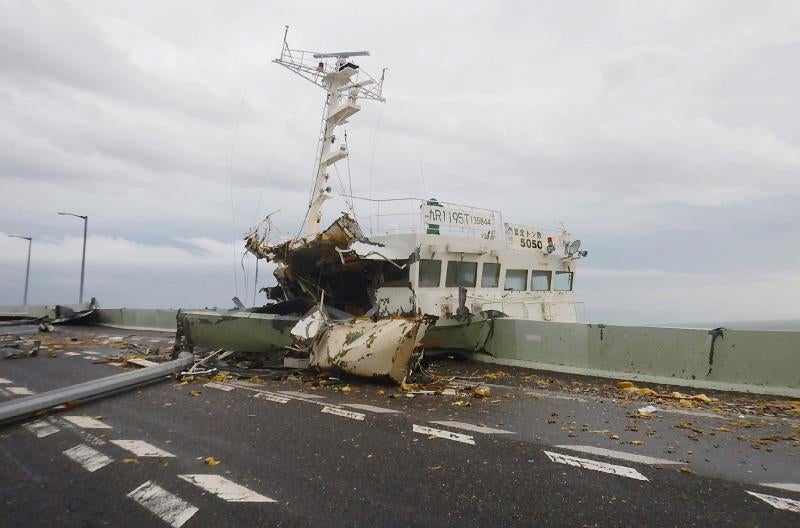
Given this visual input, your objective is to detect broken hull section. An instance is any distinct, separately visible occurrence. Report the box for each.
[310,316,432,383]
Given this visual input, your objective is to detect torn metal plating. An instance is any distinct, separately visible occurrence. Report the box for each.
[243,213,435,383]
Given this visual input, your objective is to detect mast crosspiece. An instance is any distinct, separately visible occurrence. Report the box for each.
[273,27,386,238]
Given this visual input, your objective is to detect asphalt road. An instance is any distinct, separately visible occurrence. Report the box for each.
[1,326,798,527]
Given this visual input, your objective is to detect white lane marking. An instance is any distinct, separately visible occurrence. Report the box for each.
[659,408,723,419]
[7,387,34,395]
[430,421,514,434]
[64,352,81,356]
[761,483,800,494]
[204,382,234,392]
[746,491,800,513]
[413,424,476,445]
[111,440,176,458]
[254,392,289,404]
[63,444,113,472]
[63,416,112,429]
[128,481,199,528]
[107,337,124,342]
[277,390,326,399]
[178,474,276,503]
[554,445,679,465]
[0,378,11,384]
[24,420,60,438]
[108,362,124,367]
[321,406,365,421]
[148,339,162,343]
[343,403,403,414]
[544,451,648,481]
[83,356,96,360]
[83,350,100,355]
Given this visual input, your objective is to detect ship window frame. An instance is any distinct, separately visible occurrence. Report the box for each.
[380,260,411,288]
[554,271,574,291]
[504,269,528,291]
[531,270,552,291]
[445,260,478,288]
[480,262,501,288]
[418,259,442,288]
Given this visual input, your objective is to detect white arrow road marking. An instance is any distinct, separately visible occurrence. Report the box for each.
[0,377,11,384]
[343,404,403,414]
[321,406,365,421]
[128,481,199,528]
[203,382,234,392]
[746,491,800,513]
[761,483,800,494]
[413,424,476,445]
[7,387,34,395]
[430,421,514,434]
[63,444,113,472]
[254,392,290,404]
[111,440,176,457]
[544,450,648,481]
[554,445,679,465]
[277,390,326,399]
[24,420,60,438]
[63,415,112,429]
[179,474,276,503]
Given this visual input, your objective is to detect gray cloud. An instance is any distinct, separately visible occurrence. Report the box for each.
[1,0,798,324]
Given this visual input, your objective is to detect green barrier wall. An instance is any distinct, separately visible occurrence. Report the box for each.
[95,308,179,332]
[472,320,799,397]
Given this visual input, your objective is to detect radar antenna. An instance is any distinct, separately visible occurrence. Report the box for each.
[273,27,387,238]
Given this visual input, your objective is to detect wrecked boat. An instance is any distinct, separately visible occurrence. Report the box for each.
[181,31,589,382]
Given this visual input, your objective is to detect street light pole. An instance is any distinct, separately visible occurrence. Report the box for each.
[58,212,88,304]
[8,235,32,305]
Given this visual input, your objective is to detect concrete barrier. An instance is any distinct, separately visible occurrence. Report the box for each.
[95,308,180,332]
[0,303,94,320]
[470,319,800,398]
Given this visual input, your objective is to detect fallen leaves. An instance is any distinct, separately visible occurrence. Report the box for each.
[472,385,491,398]
[203,457,221,466]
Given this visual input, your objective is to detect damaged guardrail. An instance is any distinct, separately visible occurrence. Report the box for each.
[0,352,193,425]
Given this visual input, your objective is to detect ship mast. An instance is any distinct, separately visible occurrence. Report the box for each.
[273,27,386,238]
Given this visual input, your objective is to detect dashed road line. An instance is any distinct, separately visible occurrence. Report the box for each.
[64,352,81,356]
[111,440,176,458]
[430,421,514,434]
[277,390,326,399]
[108,362,125,367]
[7,387,34,395]
[83,350,100,355]
[413,424,476,445]
[204,382,234,392]
[63,444,114,472]
[178,474,276,503]
[0,377,11,384]
[761,483,800,494]
[128,481,199,528]
[24,420,60,438]
[553,445,679,465]
[254,392,290,404]
[321,406,365,421]
[746,491,800,513]
[63,415,112,429]
[544,450,649,481]
[343,403,403,414]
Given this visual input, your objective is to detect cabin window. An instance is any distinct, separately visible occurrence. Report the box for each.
[554,271,574,291]
[380,261,410,287]
[531,270,552,291]
[504,269,528,291]
[418,259,442,287]
[446,260,478,288]
[480,262,500,288]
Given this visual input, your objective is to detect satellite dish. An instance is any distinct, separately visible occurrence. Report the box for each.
[567,239,581,255]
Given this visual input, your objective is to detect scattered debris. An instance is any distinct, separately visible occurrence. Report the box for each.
[638,405,659,414]
[203,457,221,466]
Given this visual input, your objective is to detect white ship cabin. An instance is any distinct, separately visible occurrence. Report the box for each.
[354,198,588,323]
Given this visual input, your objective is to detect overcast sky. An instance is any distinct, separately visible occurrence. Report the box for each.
[1,0,798,324]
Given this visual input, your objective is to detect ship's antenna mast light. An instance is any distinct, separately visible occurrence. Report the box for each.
[273,27,387,239]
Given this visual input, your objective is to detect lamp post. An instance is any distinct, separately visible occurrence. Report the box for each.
[58,212,88,304]
[8,235,32,305]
